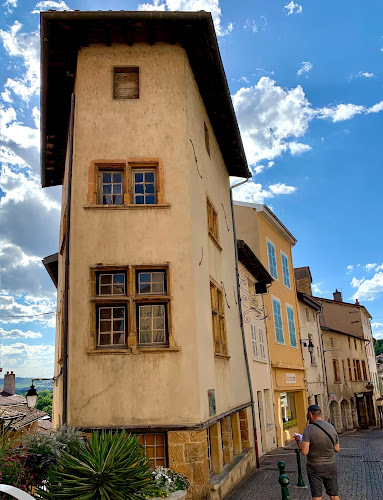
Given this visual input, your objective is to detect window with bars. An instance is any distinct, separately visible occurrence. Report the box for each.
[286,306,297,347]
[362,360,368,380]
[259,326,266,359]
[281,252,291,288]
[250,323,258,357]
[333,359,341,382]
[267,241,278,279]
[272,298,284,344]
[210,281,228,356]
[348,358,353,381]
[99,170,124,205]
[137,433,166,467]
[113,67,139,99]
[132,169,156,205]
[207,198,220,244]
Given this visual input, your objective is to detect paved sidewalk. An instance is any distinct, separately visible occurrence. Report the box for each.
[226,429,383,499]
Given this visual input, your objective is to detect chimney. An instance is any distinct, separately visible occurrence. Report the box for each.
[3,371,15,395]
[355,299,360,305]
[333,289,342,302]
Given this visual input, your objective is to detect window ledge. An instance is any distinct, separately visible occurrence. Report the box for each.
[135,346,181,353]
[208,232,222,252]
[87,348,131,355]
[84,203,170,210]
[252,357,268,364]
[214,353,231,360]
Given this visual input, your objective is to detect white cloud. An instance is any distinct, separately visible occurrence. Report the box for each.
[352,272,383,301]
[365,263,377,271]
[244,19,258,33]
[238,76,250,84]
[372,323,383,341]
[2,0,17,14]
[260,16,267,30]
[232,180,296,204]
[346,265,354,274]
[372,322,383,330]
[0,343,55,378]
[317,103,365,122]
[0,327,42,339]
[0,106,39,149]
[297,61,313,76]
[367,101,383,114]
[350,276,365,288]
[284,1,302,15]
[137,0,232,36]
[288,142,312,155]
[253,161,274,175]
[376,263,383,272]
[0,293,56,325]
[350,71,375,79]
[254,68,275,76]
[312,282,323,295]
[31,1,71,13]
[0,21,40,101]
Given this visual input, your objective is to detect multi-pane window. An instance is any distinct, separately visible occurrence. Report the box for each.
[286,306,297,347]
[133,169,156,205]
[207,199,219,243]
[137,433,166,467]
[138,304,166,345]
[267,241,278,279]
[333,359,340,382]
[354,338,357,349]
[362,360,368,380]
[98,306,126,346]
[342,360,347,381]
[281,253,291,288]
[137,271,166,294]
[210,281,227,355]
[113,67,139,99]
[98,273,126,295]
[272,298,284,344]
[348,358,352,381]
[259,327,266,359]
[250,323,258,357]
[99,171,123,205]
[348,337,351,349]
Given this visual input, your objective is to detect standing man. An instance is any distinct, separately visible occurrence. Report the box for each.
[295,404,341,500]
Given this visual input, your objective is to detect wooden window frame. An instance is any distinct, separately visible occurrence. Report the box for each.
[137,433,167,467]
[259,326,266,359]
[356,360,362,381]
[210,279,228,357]
[98,169,124,206]
[131,166,157,205]
[206,197,220,249]
[348,358,352,381]
[250,322,258,358]
[97,303,127,347]
[113,66,139,100]
[361,360,368,381]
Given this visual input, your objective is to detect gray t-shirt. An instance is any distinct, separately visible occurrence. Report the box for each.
[302,420,339,465]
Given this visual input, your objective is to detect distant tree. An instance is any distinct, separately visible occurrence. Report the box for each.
[35,390,53,417]
[375,339,383,356]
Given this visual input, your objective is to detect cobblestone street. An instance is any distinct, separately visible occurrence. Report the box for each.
[226,429,383,499]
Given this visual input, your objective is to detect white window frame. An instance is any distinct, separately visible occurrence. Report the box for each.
[259,326,266,359]
[280,251,291,289]
[266,238,278,280]
[272,296,284,344]
[250,322,258,358]
[286,303,297,348]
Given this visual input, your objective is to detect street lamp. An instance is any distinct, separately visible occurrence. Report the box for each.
[25,371,62,409]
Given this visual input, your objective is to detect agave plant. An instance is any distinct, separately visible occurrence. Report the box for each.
[37,430,160,500]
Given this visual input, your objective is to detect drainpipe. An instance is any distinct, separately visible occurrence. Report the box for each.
[62,93,76,425]
[229,179,260,467]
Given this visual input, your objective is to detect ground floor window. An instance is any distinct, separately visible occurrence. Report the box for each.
[137,433,166,467]
[281,392,297,430]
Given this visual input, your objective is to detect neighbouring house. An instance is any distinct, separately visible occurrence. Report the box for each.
[294,267,328,419]
[0,372,47,442]
[233,202,307,447]
[237,240,276,457]
[315,290,378,430]
[41,10,258,499]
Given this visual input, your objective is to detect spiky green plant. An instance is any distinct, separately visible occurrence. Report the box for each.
[37,430,160,500]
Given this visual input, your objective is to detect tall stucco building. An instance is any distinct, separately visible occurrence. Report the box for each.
[41,10,258,499]
[233,202,307,447]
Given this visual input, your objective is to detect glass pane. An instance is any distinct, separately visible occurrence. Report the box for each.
[145,434,155,445]
[103,184,111,194]
[113,195,123,205]
[139,283,151,294]
[152,272,164,283]
[156,446,165,457]
[146,195,155,204]
[113,274,125,284]
[135,184,144,194]
[99,334,110,345]
[153,305,165,316]
[135,195,144,204]
[140,305,152,317]
[140,332,151,344]
[113,284,125,294]
[113,320,124,332]
[100,321,110,333]
[145,183,155,194]
[113,184,122,194]
[99,308,111,319]
[156,434,165,445]
[100,285,112,295]
[113,307,125,319]
[154,331,165,343]
[100,275,112,284]
[135,172,143,183]
[146,447,155,458]
[112,173,122,183]
[113,332,125,345]
[140,318,151,331]
[154,317,165,329]
[145,172,154,182]
[102,173,111,183]
[152,283,164,293]
[139,273,151,283]
[156,459,166,467]
[103,195,112,205]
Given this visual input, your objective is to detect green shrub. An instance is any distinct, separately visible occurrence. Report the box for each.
[37,430,161,500]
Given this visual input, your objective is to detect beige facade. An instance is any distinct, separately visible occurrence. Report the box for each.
[234,202,307,447]
[41,11,258,500]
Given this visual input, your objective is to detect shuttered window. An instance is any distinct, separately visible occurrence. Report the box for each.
[281,252,291,288]
[113,67,139,99]
[272,298,284,344]
[362,360,368,380]
[267,241,278,279]
[286,306,297,347]
[259,326,266,359]
[250,322,258,357]
[210,281,228,356]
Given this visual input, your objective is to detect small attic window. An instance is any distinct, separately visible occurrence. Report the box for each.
[113,67,139,99]
[204,122,210,156]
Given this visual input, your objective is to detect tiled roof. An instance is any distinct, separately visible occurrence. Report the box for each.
[0,392,26,406]
[0,404,47,430]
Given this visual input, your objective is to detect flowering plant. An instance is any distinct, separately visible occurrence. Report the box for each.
[152,467,190,494]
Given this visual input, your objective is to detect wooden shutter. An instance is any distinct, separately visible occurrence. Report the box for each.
[113,67,139,99]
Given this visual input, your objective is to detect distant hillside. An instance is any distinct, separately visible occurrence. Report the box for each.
[0,376,53,395]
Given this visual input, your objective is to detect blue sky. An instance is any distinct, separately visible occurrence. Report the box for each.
[0,0,382,378]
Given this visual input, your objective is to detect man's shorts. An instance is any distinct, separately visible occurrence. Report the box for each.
[306,463,339,498]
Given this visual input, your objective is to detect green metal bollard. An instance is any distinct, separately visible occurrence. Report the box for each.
[295,447,306,487]
[278,461,290,500]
